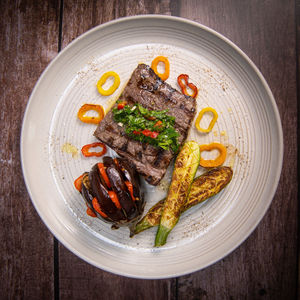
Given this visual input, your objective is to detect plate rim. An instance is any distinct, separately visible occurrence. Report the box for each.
[20,14,283,279]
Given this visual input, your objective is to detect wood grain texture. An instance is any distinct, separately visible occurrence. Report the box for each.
[59,245,176,300]
[296,0,300,297]
[61,0,173,49]
[0,0,60,299]
[177,0,298,299]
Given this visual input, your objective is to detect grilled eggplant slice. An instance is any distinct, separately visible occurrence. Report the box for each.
[103,156,137,219]
[78,156,145,229]
[115,157,144,213]
[90,165,126,222]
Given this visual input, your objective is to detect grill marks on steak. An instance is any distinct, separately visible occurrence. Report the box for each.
[94,64,196,185]
[124,65,196,132]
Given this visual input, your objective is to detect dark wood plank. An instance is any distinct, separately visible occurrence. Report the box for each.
[61,0,174,49]
[296,0,300,296]
[59,246,176,300]
[0,1,60,299]
[177,0,298,299]
[58,1,177,300]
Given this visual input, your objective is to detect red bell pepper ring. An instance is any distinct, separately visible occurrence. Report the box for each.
[81,142,107,157]
[177,74,198,98]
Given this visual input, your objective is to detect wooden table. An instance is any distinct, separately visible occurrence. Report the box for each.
[1,1,298,299]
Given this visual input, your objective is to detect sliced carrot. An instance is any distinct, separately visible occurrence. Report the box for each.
[108,191,121,209]
[125,181,135,201]
[74,174,84,192]
[97,163,111,188]
[92,197,108,218]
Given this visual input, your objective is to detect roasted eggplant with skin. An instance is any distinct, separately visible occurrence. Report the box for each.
[78,156,145,229]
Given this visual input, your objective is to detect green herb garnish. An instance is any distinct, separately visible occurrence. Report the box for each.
[112,102,180,152]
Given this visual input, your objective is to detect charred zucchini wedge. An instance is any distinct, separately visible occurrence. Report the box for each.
[155,141,200,247]
[132,166,233,236]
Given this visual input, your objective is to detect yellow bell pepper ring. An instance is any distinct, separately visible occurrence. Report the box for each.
[151,56,170,81]
[97,71,120,96]
[195,107,218,133]
[199,142,227,168]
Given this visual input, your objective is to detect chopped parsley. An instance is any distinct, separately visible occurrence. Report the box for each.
[112,102,180,153]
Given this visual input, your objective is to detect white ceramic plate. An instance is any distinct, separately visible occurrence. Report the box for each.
[21,15,283,279]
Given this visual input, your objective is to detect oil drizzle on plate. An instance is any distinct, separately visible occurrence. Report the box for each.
[61,142,79,158]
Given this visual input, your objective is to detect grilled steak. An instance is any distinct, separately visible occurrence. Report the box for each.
[94,64,196,185]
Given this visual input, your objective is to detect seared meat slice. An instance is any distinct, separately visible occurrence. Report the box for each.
[94,64,196,185]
